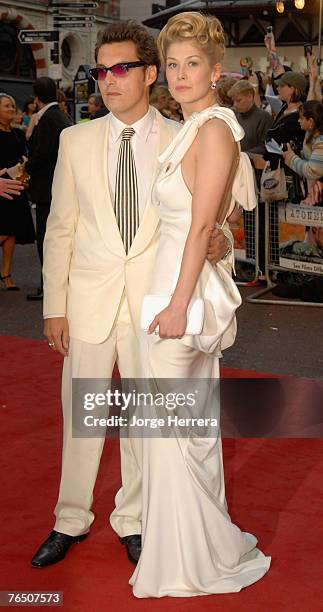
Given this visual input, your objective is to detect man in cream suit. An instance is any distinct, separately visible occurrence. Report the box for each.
[31,20,230,568]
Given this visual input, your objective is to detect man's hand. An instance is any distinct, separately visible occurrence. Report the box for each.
[252,155,267,170]
[207,227,230,266]
[227,204,243,224]
[0,170,24,200]
[44,317,70,357]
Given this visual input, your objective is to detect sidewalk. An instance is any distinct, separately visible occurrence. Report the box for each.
[1,244,322,379]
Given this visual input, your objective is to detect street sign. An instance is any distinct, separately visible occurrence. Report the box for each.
[53,15,96,22]
[18,29,57,44]
[51,2,98,7]
[53,22,94,28]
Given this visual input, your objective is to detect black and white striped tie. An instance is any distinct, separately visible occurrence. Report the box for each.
[114,127,139,253]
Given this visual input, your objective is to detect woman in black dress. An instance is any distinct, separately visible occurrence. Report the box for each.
[0,93,35,290]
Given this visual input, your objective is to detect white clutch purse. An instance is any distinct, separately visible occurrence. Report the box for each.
[141,295,204,335]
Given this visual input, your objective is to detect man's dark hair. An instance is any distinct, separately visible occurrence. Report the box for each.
[94,20,160,82]
[33,77,57,104]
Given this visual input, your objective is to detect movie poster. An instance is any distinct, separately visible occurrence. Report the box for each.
[278,204,323,275]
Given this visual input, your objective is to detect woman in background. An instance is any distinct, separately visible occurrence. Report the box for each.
[22,96,36,129]
[0,93,35,290]
[283,100,323,188]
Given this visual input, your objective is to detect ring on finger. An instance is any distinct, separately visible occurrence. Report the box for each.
[48,341,55,348]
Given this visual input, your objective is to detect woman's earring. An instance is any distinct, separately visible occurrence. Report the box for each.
[211,82,217,90]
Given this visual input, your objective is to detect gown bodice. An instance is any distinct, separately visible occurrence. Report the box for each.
[148,104,257,356]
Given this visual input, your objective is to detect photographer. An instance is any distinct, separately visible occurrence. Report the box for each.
[283,101,323,188]
[253,72,307,184]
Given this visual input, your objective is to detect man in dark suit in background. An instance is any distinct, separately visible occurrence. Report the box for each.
[26,77,73,301]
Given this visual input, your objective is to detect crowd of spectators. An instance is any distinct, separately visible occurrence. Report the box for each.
[1,31,323,301]
[0,80,72,295]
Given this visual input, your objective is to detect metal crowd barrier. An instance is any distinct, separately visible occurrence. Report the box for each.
[234,204,261,286]
[247,201,323,307]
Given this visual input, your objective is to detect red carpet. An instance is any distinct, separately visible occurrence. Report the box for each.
[0,335,322,611]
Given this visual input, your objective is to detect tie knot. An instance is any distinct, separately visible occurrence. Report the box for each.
[121,127,135,141]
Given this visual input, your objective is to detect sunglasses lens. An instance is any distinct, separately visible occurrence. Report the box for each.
[111,64,128,76]
[90,64,130,80]
[97,68,108,81]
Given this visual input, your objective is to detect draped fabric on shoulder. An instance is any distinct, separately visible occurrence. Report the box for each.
[157,105,258,216]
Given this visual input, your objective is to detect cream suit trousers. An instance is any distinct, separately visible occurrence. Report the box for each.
[54,291,142,537]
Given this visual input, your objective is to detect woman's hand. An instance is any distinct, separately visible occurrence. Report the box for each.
[264,33,277,54]
[307,53,318,81]
[248,72,259,88]
[26,113,38,141]
[282,143,295,165]
[0,170,24,199]
[148,304,187,339]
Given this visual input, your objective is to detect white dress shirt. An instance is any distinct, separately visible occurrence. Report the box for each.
[108,105,158,222]
[36,101,58,121]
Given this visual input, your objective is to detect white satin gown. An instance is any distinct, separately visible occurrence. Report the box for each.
[129,105,271,597]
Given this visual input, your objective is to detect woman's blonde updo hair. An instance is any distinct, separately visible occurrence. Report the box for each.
[157,11,225,68]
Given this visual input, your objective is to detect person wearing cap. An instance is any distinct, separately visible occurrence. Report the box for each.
[265,72,308,165]
[253,71,307,171]
[264,30,293,95]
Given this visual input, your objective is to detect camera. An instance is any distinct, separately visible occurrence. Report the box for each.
[282,142,295,153]
[304,44,313,57]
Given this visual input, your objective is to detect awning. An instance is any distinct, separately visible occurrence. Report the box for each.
[144,0,315,29]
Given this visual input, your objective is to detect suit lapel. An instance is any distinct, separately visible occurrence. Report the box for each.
[91,115,126,255]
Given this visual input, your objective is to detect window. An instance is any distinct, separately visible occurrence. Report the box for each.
[61,38,72,68]
[0,22,36,79]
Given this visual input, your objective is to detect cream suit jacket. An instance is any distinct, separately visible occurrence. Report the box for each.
[43,108,180,344]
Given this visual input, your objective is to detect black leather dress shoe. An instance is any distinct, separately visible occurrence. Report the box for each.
[119,534,141,564]
[31,530,89,567]
[26,288,43,301]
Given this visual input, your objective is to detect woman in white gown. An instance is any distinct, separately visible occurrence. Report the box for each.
[129,12,271,598]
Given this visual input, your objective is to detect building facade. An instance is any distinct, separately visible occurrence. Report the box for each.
[143,0,322,74]
[1,1,320,104]
[0,0,120,93]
